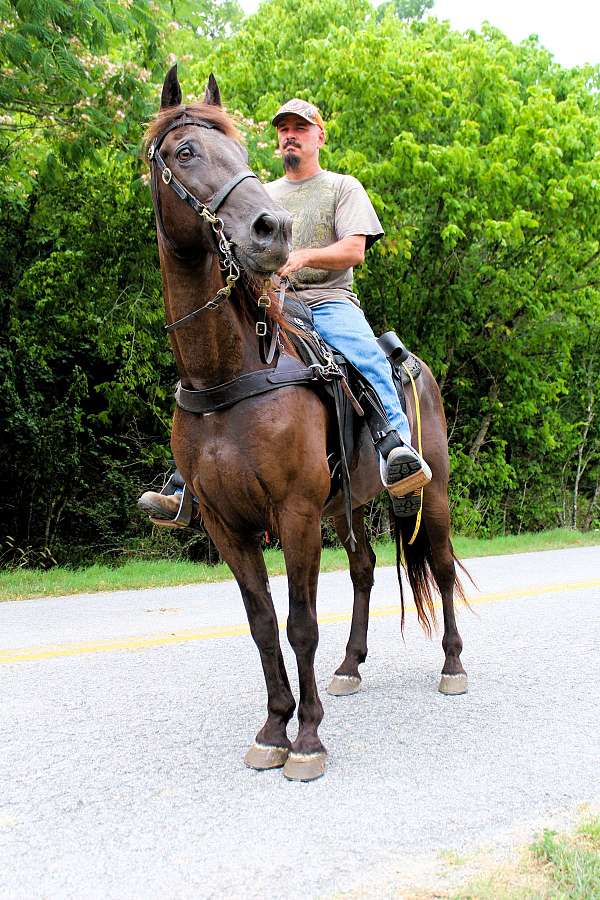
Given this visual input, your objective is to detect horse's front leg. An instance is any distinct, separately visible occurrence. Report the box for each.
[277,504,327,782]
[206,522,296,768]
[328,506,375,696]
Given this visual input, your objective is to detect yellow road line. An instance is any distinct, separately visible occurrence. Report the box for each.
[1,578,598,666]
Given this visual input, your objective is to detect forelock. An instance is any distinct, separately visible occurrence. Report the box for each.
[144,102,242,153]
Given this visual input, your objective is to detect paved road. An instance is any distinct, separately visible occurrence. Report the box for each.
[1,546,599,899]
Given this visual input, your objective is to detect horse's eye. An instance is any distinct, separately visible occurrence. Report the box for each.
[177,146,192,161]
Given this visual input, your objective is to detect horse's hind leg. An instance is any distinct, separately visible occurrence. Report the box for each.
[423,484,468,695]
[328,506,375,696]
[207,524,296,769]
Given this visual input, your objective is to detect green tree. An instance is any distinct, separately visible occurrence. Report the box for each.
[376,0,434,22]
[0,0,160,160]
[2,0,600,566]
[0,151,170,562]
[210,2,600,534]
[0,0,244,162]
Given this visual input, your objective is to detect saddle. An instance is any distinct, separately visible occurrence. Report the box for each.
[163,296,422,548]
[282,296,421,482]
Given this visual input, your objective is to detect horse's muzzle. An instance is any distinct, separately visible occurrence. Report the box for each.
[249,209,292,255]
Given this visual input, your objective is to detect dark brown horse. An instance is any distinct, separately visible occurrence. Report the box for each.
[145,67,467,781]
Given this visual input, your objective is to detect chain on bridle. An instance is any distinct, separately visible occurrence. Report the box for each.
[147,115,273,335]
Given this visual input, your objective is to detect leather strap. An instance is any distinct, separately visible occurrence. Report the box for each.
[152,147,259,229]
[257,296,280,365]
[330,377,356,551]
[175,355,321,414]
[207,171,259,214]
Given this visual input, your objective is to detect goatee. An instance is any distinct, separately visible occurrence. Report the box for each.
[283,152,301,172]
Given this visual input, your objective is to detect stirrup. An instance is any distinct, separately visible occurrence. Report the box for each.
[144,469,197,529]
[150,482,194,529]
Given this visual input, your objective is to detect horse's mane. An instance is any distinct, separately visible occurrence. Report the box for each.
[144,102,242,152]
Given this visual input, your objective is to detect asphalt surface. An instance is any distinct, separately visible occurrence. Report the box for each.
[1,546,599,899]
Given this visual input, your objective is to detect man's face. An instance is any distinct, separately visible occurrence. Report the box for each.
[276,114,324,172]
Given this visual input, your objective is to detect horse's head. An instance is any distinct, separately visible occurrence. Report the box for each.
[146,66,291,275]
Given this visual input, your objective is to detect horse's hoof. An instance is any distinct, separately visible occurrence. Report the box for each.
[282,752,327,782]
[244,742,289,770]
[327,674,361,696]
[438,673,468,695]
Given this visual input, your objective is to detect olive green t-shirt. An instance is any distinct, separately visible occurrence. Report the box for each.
[264,170,383,307]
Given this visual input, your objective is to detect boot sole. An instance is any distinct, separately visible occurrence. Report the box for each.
[392,492,422,518]
[386,453,431,497]
[148,516,188,529]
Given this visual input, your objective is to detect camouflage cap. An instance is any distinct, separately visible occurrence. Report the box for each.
[271,98,325,132]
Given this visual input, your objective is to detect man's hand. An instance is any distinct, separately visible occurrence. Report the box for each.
[277,235,366,278]
[277,249,313,279]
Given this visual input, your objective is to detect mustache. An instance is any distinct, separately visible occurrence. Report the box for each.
[283,140,301,149]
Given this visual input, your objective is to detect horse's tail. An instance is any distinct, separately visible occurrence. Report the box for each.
[393,512,470,637]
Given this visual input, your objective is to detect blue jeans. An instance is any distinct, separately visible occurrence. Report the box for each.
[311,299,412,446]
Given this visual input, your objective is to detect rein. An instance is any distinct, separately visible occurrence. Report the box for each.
[147,114,265,334]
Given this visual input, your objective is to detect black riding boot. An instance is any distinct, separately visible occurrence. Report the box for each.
[356,380,403,458]
[355,380,431,516]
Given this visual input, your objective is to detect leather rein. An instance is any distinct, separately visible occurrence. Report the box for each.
[147,114,275,346]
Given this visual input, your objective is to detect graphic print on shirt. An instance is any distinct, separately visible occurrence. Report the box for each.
[278,176,337,288]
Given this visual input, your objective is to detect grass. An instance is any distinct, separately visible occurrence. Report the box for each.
[451,814,600,899]
[0,527,599,602]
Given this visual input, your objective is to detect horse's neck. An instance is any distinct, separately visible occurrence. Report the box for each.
[160,250,261,388]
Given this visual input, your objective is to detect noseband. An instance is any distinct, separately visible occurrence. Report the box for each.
[147,115,262,333]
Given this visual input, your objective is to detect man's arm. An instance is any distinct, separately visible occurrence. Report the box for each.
[277,234,366,278]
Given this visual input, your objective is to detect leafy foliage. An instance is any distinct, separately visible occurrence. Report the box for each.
[376,0,434,22]
[1,0,599,565]
[206,3,600,536]
[0,0,243,161]
[0,0,160,160]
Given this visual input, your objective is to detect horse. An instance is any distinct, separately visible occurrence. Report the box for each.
[145,66,467,782]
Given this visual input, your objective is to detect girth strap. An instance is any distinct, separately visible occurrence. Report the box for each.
[175,354,321,414]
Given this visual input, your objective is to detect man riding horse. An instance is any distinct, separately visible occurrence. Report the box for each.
[139,97,431,522]
[141,70,467,781]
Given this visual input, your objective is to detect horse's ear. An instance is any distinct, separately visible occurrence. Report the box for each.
[204,73,222,107]
[161,64,182,109]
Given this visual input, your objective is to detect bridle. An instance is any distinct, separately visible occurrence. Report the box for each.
[147,114,271,335]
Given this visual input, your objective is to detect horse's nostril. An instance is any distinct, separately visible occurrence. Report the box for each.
[251,212,279,245]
